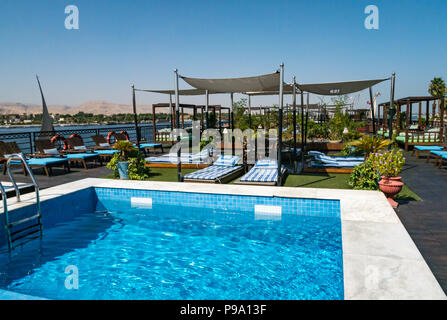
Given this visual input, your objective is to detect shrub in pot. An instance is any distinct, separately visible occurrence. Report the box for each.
[369,150,406,208]
[348,159,380,190]
[106,141,151,180]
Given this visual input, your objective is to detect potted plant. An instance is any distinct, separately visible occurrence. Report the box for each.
[369,150,406,208]
[349,135,391,160]
[113,140,135,180]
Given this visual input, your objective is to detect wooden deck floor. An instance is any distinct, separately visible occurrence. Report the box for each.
[397,152,447,294]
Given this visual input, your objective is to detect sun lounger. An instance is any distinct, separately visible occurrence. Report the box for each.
[136,142,164,154]
[412,145,445,159]
[145,149,213,168]
[304,155,363,173]
[183,155,243,183]
[308,150,364,162]
[235,159,287,186]
[426,150,447,166]
[0,141,70,176]
[35,139,99,169]
[439,153,447,169]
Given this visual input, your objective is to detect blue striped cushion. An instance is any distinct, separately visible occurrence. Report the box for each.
[184,165,240,180]
[213,155,240,166]
[240,167,286,182]
[254,159,278,168]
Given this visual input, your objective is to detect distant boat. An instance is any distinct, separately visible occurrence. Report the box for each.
[36,75,55,137]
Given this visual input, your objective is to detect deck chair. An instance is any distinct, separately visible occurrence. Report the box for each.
[91,135,113,148]
[68,136,117,164]
[438,153,447,169]
[35,139,98,170]
[145,148,213,168]
[235,159,287,186]
[1,141,69,176]
[183,155,243,183]
[308,150,364,162]
[412,145,445,159]
[426,150,447,166]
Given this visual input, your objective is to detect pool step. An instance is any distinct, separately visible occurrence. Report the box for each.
[1,154,43,251]
[9,214,41,228]
[0,182,35,200]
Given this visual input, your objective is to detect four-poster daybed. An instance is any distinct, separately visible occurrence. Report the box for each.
[378,96,445,151]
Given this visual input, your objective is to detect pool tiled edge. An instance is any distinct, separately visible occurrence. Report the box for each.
[1,178,445,300]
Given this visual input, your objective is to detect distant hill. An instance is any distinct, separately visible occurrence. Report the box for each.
[0,101,169,115]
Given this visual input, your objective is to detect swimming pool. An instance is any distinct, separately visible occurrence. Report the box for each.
[0,186,343,300]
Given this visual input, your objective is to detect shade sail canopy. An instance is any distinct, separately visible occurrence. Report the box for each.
[135,88,218,96]
[297,78,390,96]
[245,84,299,96]
[181,72,282,93]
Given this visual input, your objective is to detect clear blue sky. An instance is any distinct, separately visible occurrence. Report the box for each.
[0,0,446,109]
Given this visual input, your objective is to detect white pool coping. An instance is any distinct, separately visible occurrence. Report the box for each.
[1,178,446,300]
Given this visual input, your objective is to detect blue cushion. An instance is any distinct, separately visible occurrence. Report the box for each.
[213,155,240,167]
[254,159,278,168]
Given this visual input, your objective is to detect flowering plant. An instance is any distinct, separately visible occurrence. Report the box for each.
[369,150,405,178]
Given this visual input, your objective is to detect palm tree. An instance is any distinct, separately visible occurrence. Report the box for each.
[428,77,446,109]
[349,135,391,160]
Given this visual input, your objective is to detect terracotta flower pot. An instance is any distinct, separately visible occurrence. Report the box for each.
[381,176,402,182]
[379,178,403,209]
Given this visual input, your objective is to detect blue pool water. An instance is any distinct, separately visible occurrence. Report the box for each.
[0,188,343,300]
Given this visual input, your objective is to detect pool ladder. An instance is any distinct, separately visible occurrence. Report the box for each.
[1,154,42,250]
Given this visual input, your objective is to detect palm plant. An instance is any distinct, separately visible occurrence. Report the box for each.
[349,135,391,159]
[113,140,135,161]
[428,77,446,109]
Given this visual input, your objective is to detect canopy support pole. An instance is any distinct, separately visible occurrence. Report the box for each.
[131,85,142,152]
[248,95,252,129]
[292,76,297,173]
[205,90,209,129]
[300,91,304,172]
[369,87,376,134]
[230,93,235,156]
[174,69,182,182]
[388,73,396,148]
[305,93,309,152]
[277,63,284,186]
[169,94,174,130]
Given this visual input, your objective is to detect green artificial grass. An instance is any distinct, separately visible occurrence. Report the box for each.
[283,172,421,201]
[101,167,197,182]
[102,168,421,202]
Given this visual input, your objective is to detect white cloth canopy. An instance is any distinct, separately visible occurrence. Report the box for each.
[297,78,390,96]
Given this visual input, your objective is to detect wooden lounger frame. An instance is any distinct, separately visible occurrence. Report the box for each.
[302,167,354,174]
[183,166,244,184]
[4,159,71,176]
[145,162,210,169]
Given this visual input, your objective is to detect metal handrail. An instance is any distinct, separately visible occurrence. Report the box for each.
[0,182,12,248]
[6,154,41,216]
